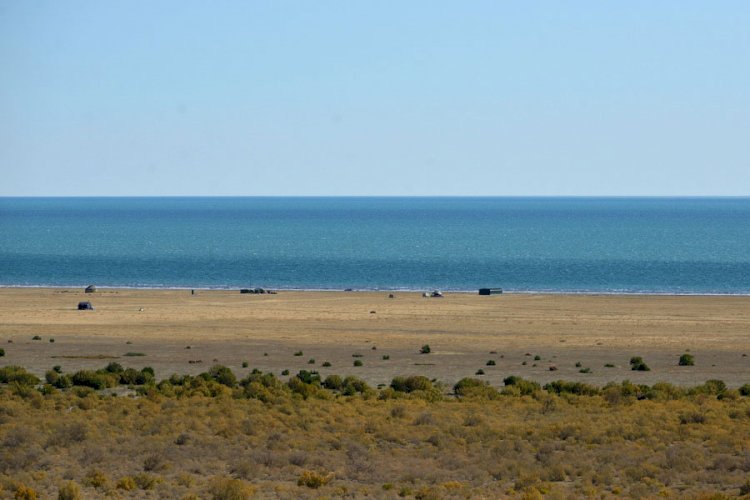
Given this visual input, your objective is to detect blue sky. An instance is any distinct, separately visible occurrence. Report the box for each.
[1,1,748,196]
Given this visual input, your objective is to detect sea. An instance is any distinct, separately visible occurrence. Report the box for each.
[1,197,749,294]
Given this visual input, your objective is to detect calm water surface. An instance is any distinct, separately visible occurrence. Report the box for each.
[1,197,748,294]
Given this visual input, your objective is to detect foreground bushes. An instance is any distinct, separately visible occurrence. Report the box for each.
[2,363,750,406]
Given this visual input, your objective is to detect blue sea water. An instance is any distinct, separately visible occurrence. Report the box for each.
[1,197,749,294]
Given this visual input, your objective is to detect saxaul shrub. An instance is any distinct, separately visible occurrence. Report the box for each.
[0,366,40,385]
[678,353,695,366]
[390,375,433,393]
[503,375,541,396]
[629,356,650,371]
[453,378,500,398]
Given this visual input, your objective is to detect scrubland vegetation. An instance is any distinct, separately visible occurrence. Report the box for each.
[1,364,750,499]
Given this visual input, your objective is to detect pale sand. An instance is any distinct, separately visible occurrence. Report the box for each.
[1,288,749,387]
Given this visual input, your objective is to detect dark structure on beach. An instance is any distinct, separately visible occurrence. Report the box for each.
[85,285,96,293]
[77,301,94,310]
[478,288,503,295]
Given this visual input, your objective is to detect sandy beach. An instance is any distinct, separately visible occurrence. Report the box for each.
[1,288,749,387]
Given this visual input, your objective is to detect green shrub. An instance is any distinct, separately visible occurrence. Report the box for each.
[533,355,541,361]
[353,359,363,367]
[105,362,124,374]
[32,335,42,340]
[341,376,371,395]
[486,360,496,366]
[323,374,343,390]
[295,370,320,385]
[453,378,500,398]
[241,361,248,368]
[322,361,331,367]
[120,368,154,385]
[629,356,650,371]
[281,369,290,376]
[71,370,117,390]
[0,365,41,385]
[207,365,237,387]
[294,351,303,356]
[544,380,599,396]
[475,369,485,375]
[390,375,433,393]
[678,353,695,366]
[308,359,315,364]
[503,375,541,395]
[579,367,591,374]
[382,355,390,360]
[0,348,5,357]
[739,384,750,396]
[123,352,146,357]
[420,344,431,354]
[689,379,726,397]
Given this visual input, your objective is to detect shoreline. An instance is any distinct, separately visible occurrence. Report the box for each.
[2,284,750,297]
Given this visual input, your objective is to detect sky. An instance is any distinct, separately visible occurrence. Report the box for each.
[1,1,748,196]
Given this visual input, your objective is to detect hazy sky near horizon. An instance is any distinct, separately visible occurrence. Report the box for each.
[1,2,749,196]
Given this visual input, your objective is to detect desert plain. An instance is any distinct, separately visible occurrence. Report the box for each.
[2,288,749,387]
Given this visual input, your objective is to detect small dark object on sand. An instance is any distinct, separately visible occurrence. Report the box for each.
[78,301,94,311]
[85,285,96,293]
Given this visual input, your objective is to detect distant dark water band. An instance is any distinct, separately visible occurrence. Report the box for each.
[1,254,748,294]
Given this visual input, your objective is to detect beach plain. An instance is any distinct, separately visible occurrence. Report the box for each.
[2,288,750,498]
[1,288,749,387]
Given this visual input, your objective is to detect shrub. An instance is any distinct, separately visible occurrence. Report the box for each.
[420,344,431,354]
[533,355,541,361]
[295,370,321,385]
[281,369,290,376]
[604,363,615,368]
[294,351,303,356]
[503,375,541,395]
[207,365,237,387]
[341,376,371,395]
[629,356,650,371]
[120,368,154,385]
[390,375,433,393]
[49,338,55,343]
[322,361,331,367]
[353,360,363,367]
[308,359,315,364]
[575,361,582,367]
[209,476,255,499]
[486,360,496,366]
[475,369,485,375]
[382,355,390,360]
[678,353,695,366]
[115,477,136,491]
[297,470,333,489]
[453,378,500,398]
[544,380,599,396]
[579,367,592,374]
[105,362,123,373]
[83,469,109,489]
[241,361,248,368]
[57,481,82,500]
[689,379,727,397]
[323,374,343,390]
[133,473,161,490]
[0,366,40,385]
[0,348,5,357]
[739,384,750,396]
[32,335,42,340]
[123,352,146,357]
[14,485,38,500]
